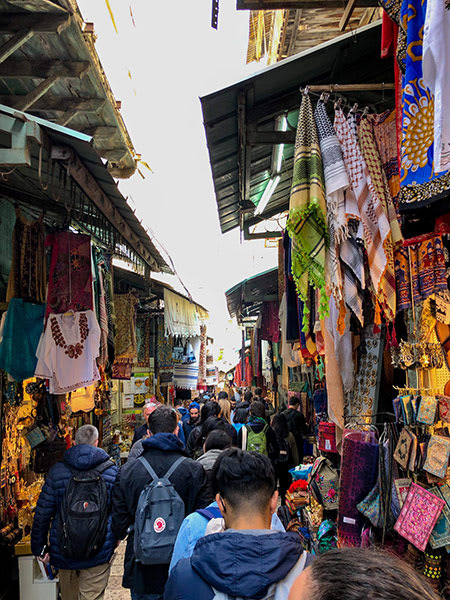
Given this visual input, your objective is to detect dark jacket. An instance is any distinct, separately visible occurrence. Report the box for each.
[183,417,200,442]
[165,530,311,600]
[237,419,279,461]
[283,408,307,462]
[31,444,118,570]
[132,422,148,446]
[111,433,210,594]
[186,418,237,458]
[233,400,250,424]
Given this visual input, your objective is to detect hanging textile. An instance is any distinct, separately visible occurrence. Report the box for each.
[338,431,379,547]
[399,0,450,210]
[422,1,450,174]
[340,220,365,326]
[164,289,200,339]
[45,231,93,318]
[287,93,328,329]
[114,293,138,359]
[260,301,280,343]
[261,340,273,385]
[0,298,45,381]
[136,313,151,368]
[6,207,46,304]
[101,256,116,365]
[314,100,349,329]
[283,231,301,343]
[395,233,448,311]
[279,294,302,368]
[35,310,101,394]
[197,324,207,390]
[334,109,393,323]
[97,265,109,368]
[156,315,173,370]
[69,385,96,413]
[369,111,401,212]
[173,337,201,390]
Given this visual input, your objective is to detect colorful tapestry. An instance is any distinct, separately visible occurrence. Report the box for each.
[45,231,92,318]
[369,110,401,212]
[6,207,46,304]
[97,264,109,368]
[394,483,444,552]
[156,315,173,370]
[101,257,116,364]
[334,109,393,324]
[338,431,379,546]
[287,93,328,329]
[394,234,447,311]
[314,100,348,328]
[399,0,450,209]
[114,293,138,359]
[197,324,207,390]
[136,313,151,368]
[260,301,280,342]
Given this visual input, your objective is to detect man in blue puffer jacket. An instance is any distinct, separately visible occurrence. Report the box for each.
[31,425,118,600]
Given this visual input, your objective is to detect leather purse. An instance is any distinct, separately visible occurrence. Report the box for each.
[394,429,414,470]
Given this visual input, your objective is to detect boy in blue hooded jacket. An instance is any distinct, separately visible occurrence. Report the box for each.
[165,449,312,600]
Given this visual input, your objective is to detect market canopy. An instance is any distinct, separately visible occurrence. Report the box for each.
[226,267,278,322]
[200,21,394,237]
[0,103,171,276]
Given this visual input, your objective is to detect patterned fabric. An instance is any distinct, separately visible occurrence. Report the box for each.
[395,234,447,311]
[287,93,328,329]
[97,265,109,368]
[334,109,393,322]
[6,207,46,304]
[197,324,207,390]
[156,315,173,370]
[260,301,280,342]
[416,396,438,425]
[423,436,450,479]
[394,483,445,552]
[399,0,450,209]
[429,485,450,549]
[369,111,401,212]
[45,231,92,318]
[314,101,349,328]
[114,293,138,359]
[136,313,151,368]
[340,220,365,325]
[338,431,379,546]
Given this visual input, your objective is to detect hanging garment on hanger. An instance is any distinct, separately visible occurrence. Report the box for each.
[7,207,46,304]
[35,310,100,394]
[45,231,93,318]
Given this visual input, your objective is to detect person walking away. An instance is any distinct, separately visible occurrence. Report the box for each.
[238,401,279,462]
[174,398,189,423]
[272,413,299,505]
[128,402,160,462]
[289,547,440,600]
[233,390,252,425]
[166,449,312,599]
[31,425,118,600]
[217,396,238,446]
[183,401,200,441]
[196,430,231,473]
[132,401,159,445]
[112,406,210,600]
[283,396,307,463]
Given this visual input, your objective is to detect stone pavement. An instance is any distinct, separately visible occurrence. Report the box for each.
[105,542,130,600]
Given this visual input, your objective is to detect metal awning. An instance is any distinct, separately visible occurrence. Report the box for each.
[0,103,172,275]
[226,267,278,321]
[200,22,394,236]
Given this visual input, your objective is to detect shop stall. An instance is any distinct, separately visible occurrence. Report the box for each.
[0,104,171,597]
[203,11,450,596]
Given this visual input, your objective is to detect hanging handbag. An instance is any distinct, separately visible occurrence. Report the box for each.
[394,428,414,470]
[417,396,438,425]
[308,456,339,510]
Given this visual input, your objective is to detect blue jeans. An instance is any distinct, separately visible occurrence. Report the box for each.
[131,592,163,600]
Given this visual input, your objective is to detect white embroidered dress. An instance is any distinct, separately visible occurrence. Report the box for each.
[35,310,100,394]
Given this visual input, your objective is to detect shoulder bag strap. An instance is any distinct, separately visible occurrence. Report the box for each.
[95,458,114,475]
[164,456,187,480]
[138,455,159,481]
[241,425,248,450]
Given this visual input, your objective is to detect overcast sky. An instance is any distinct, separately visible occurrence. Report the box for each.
[77,0,278,359]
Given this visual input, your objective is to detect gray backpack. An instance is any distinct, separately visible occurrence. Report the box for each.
[133,456,186,565]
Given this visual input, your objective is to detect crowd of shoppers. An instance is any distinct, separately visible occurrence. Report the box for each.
[31,389,438,600]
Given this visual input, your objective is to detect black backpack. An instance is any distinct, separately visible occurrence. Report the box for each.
[276,435,291,464]
[59,459,112,560]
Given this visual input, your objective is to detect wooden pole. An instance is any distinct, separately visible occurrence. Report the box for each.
[304,83,395,92]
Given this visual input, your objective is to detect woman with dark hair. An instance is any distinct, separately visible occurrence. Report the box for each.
[289,547,440,600]
[271,413,299,504]
[237,401,279,462]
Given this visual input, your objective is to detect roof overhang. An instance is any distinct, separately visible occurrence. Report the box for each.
[225,267,278,321]
[200,21,394,236]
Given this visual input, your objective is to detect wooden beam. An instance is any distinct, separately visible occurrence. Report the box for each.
[339,0,358,31]
[0,30,34,64]
[0,96,106,112]
[58,110,79,127]
[0,60,90,78]
[247,130,296,144]
[6,0,67,12]
[95,148,128,162]
[0,13,70,33]
[63,149,159,271]
[16,75,60,111]
[84,126,119,139]
[287,9,302,56]
[237,0,377,8]
[359,7,377,26]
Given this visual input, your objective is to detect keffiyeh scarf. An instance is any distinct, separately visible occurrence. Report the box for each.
[287,93,328,330]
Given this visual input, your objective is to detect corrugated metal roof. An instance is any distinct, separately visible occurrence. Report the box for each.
[226,267,278,320]
[200,22,394,235]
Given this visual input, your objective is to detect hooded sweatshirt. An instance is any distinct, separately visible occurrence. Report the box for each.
[165,529,312,600]
[196,448,223,472]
